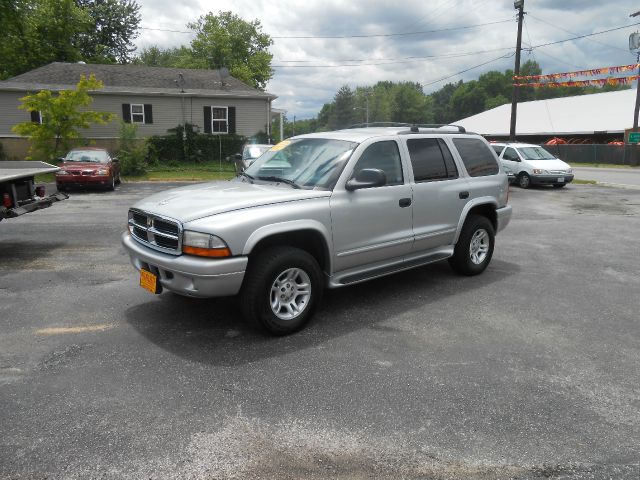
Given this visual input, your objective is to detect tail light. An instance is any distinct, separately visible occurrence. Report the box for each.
[2,193,12,208]
[35,185,46,197]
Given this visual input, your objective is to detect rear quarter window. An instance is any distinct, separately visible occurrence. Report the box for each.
[452,138,500,177]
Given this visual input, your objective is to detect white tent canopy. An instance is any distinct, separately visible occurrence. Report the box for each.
[455,89,636,136]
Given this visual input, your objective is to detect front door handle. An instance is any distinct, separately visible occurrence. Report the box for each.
[459,191,470,199]
[399,198,412,208]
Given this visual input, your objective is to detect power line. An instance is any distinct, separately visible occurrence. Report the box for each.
[527,13,630,53]
[422,52,516,87]
[273,47,514,67]
[140,19,514,40]
[529,21,640,50]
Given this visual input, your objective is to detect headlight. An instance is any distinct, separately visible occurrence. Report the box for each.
[567,168,573,173]
[532,169,545,175]
[56,170,69,175]
[182,231,231,258]
[96,168,109,176]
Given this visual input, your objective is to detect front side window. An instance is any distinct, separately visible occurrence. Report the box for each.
[131,104,145,123]
[407,138,458,182]
[491,145,504,156]
[351,140,403,186]
[502,147,520,161]
[453,138,500,177]
[244,138,357,190]
[211,107,228,133]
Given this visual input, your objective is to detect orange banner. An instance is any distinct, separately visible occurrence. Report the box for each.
[513,75,640,88]
[514,64,640,82]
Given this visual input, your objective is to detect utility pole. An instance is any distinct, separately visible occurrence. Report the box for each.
[509,0,525,142]
[630,11,640,133]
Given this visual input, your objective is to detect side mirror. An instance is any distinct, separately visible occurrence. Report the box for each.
[112,157,119,163]
[234,153,242,160]
[57,157,66,163]
[345,168,387,191]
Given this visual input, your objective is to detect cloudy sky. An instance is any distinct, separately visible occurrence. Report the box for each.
[134,0,640,119]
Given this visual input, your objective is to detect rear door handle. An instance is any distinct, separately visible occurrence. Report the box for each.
[399,198,412,208]
[459,191,469,199]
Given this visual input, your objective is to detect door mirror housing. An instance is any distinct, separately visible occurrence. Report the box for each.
[345,168,387,191]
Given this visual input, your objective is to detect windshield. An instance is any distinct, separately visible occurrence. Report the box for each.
[65,150,110,163]
[517,147,556,160]
[244,138,357,190]
[243,145,271,160]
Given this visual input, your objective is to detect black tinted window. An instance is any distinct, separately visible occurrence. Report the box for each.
[491,145,505,156]
[407,138,458,182]
[503,147,519,161]
[353,141,403,186]
[452,138,500,177]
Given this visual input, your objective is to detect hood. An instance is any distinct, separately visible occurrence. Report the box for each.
[132,180,331,222]
[523,159,571,170]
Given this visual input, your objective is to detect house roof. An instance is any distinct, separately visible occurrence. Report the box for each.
[455,89,636,136]
[0,62,276,100]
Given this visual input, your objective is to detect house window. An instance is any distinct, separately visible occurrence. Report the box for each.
[121,103,153,124]
[30,110,43,124]
[131,104,145,123]
[211,106,228,133]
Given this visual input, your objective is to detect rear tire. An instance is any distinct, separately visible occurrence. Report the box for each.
[449,214,495,276]
[518,173,531,189]
[240,246,324,335]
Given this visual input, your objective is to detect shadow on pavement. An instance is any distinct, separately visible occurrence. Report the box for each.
[125,259,519,367]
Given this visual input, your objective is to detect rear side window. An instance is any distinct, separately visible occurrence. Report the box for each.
[452,138,500,177]
[407,138,458,182]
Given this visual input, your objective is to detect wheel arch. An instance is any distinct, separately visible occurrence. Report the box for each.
[454,199,497,244]
[243,221,333,274]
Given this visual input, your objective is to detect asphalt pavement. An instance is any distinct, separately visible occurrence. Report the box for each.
[1,182,639,479]
[573,166,640,188]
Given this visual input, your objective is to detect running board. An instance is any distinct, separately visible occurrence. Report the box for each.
[331,248,453,287]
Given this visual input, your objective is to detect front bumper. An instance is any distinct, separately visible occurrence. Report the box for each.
[531,174,574,185]
[121,232,247,298]
[1,192,68,219]
[56,174,112,187]
[496,205,512,234]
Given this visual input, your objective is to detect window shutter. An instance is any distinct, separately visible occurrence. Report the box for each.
[30,111,40,123]
[203,106,212,134]
[144,104,153,124]
[228,106,236,134]
[122,104,131,123]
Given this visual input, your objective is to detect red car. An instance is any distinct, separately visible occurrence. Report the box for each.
[56,148,121,191]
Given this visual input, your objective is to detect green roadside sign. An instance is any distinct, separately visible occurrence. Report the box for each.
[629,132,640,144]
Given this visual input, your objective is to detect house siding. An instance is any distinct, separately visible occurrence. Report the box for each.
[0,90,271,157]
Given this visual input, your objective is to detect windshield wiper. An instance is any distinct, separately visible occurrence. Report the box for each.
[257,176,301,189]
[237,171,255,183]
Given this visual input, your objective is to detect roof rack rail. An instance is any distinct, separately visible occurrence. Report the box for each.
[347,122,412,129]
[399,124,467,133]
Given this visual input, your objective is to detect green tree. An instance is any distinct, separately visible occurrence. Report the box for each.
[134,45,196,68]
[188,11,273,90]
[74,0,141,63]
[12,74,114,160]
[391,82,431,124]
[328,85,356,129]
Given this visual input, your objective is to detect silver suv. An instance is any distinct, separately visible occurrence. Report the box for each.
[122,126,512,335]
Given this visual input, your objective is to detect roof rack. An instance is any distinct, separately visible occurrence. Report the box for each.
[347,122,467,133]
[348,122,412,129]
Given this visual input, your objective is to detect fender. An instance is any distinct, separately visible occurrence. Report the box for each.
[242,219,334,271]
[453,197,498,244]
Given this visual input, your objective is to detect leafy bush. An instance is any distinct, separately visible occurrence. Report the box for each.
[0,141,6,161]
[147,123,247,163]
[118,122,148,176]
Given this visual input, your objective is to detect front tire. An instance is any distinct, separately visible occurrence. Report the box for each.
[449,215,495,276]
[240,246,324,335]
[107,175,115,191]
[518,173,531,189]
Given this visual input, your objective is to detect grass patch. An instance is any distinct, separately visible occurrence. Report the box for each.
[35,173,55,183]
[571,163,637,169]
[573,179,598,185]
[125,162,236,182]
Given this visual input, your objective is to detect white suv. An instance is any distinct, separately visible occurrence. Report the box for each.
[491,142,574,189]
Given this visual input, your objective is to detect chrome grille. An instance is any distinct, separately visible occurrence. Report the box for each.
[128,209,182,255]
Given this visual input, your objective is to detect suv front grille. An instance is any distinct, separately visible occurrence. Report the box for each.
[128,209,182,255]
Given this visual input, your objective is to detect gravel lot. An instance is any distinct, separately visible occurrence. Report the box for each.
[1,182,639,479]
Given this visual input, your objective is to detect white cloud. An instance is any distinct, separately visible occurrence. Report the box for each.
[135,0,640,118]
